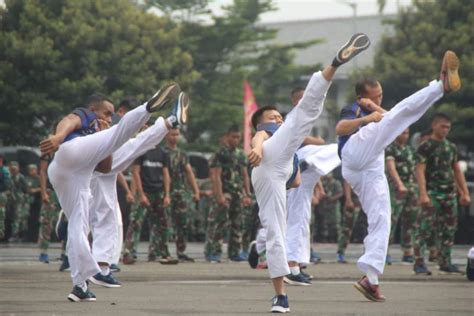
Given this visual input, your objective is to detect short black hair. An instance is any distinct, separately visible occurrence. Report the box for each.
[291,87,305,97]
[355,77,379,96]
[118,97,139,110]
[227,124,240,134]
[251,105,279,129]
[432,112,452,124]
[85,93,113,109]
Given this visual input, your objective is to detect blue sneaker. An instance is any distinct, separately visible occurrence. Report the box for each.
[385,255,392,265]
[146,82,181,113]
[271,294,290,313]
[283,273,311,286]
[229,253,247,262]
[248,241,259,269]
[310,250,321,263]
[240,250,249,260]
[206,254,221,263]
[110,263,121,273]
[59,255,70,272]
[39,253,49,264]
[414,263,432,275]
[337,253,347,264]
[402,255,414,263]
[439,264,463,275]
[67,285,96,302]
[90,272,121,288]
[168,92,189,128]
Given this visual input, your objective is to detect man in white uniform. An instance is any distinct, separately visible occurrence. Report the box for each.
[88,92,189,288]
[39,83,185,302]
[336,51,461,302]
[247,33,371,313]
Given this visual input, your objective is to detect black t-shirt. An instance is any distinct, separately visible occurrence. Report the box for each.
[134,147,170,194]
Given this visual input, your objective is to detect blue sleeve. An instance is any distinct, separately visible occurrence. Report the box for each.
[339,105,356,121]
[71,107,97,130]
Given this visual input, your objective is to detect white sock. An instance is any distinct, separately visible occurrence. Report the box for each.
[366,267,379,285]
[166,116,176,126]
[77,281,87,291]
[290,266,300,276]
[100,266,110,276]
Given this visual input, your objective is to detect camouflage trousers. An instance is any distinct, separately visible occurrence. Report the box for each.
[241,196,258,251]
[9,193,29,238]
[315,201,341,243]
[0,192,8,239]
[205,192,243,258]
[123,192,170,259]
[38,190,60,252]
[389,185,419,252]
[337,204,361,255]
[414,191,458,267]
[169,191,189,254]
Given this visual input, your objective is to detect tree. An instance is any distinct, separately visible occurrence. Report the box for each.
[373,0,474,150]
[0,0,198,145]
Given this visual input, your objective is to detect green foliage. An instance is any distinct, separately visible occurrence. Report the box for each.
[0,0,198,145]
[373,0,474,149]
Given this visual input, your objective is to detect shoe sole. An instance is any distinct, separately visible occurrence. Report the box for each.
[271,306,290,313]
[89,276,121,288]
[353,282,385,302]
[146,83,181,113]
[67,293,96,302]
[336,33,371,64]
[283,276,311,286]
[176,92,189,125]
[443,51,461,92]
[248,241,259,269]
[159,259,179,265]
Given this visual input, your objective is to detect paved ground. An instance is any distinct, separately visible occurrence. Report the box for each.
[1,242,473,315]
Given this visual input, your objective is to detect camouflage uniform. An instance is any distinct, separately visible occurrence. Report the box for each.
[38,189,60,252]
[337,189,362,255]
[9,163,29,239]
[241,195,257,252]
[0,166,11,239]
[166,146,191,255]
[414,139,459,267]
[316,175,343,243]
[386,142,420,252]
[205,147,247,258]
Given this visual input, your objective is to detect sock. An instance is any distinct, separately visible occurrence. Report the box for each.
[366,267,379,285]
[77,281,87,291]
[100,266,110,276]
[290,266,300,276]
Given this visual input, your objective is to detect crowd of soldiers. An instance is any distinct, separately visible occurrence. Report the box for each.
[0,112,470,277]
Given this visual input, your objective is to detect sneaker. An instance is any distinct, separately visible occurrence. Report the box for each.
[240,250,249,260]
[39,253,49,264]
[439,264,464,275]
[353,276,386,302]
[67,285,96,302]
[132,250,138,260]
[177,253,195,262]
[248,241,259,269]
[466,258,474,281]
[110,263,121,273]
[146,82,181,113]
[159,256,179,265]
[414,263,432,275]
[310,250,321,264]
[122,253,136,265]
[337,253,347,264]
[300,269,313,280]
[283,273,311,286]
[385,254,392,265]
[333,33,371,67]
[270,294,290,313]
[59,256,70,272]
[402,255,414,263]
[206,254,221,264]
[90,272,121,288]
[168,92,189,128]
[229,253,247,262]
[440,50,461,93]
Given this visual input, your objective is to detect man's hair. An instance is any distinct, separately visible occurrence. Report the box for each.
[85,93,113,109]
[118,97,139,110]
[355,77,379,96]
[432,112,452,124]
[227,124,240,134]
[291,86,304,97]
[251,105,279,129]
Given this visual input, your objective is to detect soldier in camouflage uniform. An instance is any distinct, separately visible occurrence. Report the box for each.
[414,113,470,274]
[26,165,41,205]
[8,161,29,241]
[164,128,200,262]
[337,181,362,263]
[385,128,420,264]
[0,155,11,240]
[205,126,251,262]
[316,173,343,243]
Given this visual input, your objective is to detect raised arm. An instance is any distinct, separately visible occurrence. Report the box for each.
[248,130,269,167]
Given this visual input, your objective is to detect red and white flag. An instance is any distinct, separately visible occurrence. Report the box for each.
[243,80,258,153]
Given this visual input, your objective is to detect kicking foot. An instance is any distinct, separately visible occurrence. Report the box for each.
[167,92,189,128]
[332,33,371,67]
[440,50,461,93]
[146,82,181,113]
